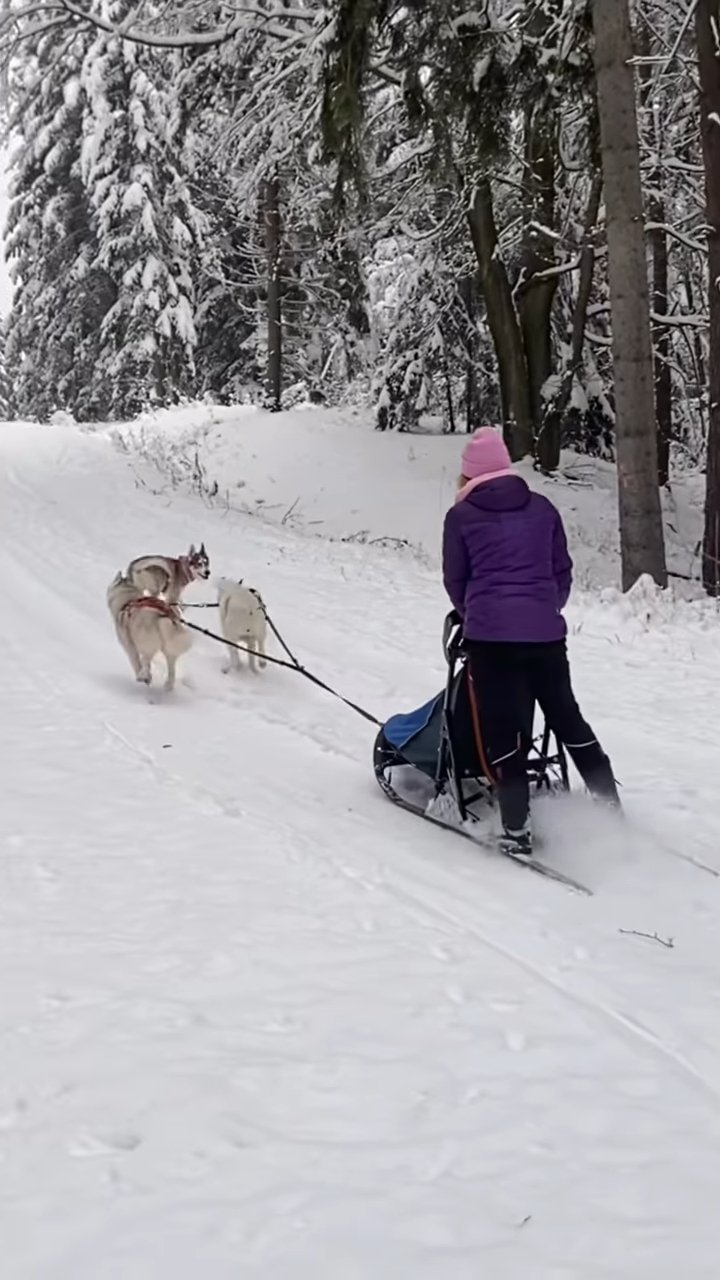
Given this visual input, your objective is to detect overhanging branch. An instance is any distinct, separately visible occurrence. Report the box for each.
[4,0,300,50]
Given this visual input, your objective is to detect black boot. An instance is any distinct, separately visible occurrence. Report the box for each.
[499,824,533,861]
[572,745,621,810]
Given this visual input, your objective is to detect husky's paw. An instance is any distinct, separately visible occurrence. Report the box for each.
[136,669,152,685]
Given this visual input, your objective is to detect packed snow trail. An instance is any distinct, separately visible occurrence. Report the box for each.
[3,424,720,1277]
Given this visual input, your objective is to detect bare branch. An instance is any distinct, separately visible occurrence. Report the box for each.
[619,928,675,949]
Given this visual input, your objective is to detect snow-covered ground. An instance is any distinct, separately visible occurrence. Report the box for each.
[108,402,706,591]
[2,411,720,1277]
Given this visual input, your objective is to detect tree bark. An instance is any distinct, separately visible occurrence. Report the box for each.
[650,200,672,487]
[541,172,602,458]
[263,173,282,411]
[517,108,559,470]
[466,179,533,460]
[696,0,720,595]
[591,0,667,590]
[459,272,480,432]
[635,21,671,488]
[638,21,672,488]
[683,268,706,391]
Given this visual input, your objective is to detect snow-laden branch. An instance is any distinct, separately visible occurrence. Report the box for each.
[644,221,707,253]
[589,301,707,329]
[521,254,582,284]
[650,311,707,328]
[2,0,302,50]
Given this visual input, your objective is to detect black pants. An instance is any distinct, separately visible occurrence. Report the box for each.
[466,640,618,832]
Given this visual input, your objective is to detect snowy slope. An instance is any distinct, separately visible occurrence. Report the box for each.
[107,403,706,591]
[3,421,720,1277]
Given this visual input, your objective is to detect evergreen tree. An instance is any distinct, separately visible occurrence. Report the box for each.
[79,17,204,417]
[4,25,111,420]
[0,319,11,419]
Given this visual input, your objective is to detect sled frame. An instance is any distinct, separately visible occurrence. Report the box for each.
[434,619,570,822]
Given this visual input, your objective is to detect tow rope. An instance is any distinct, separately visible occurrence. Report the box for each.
[179,608,382,728]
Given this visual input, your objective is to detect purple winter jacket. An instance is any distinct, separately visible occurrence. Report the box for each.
[442,476,572,643]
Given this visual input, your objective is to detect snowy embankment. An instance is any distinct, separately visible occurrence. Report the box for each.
[2,411,720,1277]
[106,402,705,590]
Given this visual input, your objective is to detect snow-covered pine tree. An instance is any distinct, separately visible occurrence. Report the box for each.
[79,7,205,417]
[170,23,267,402]
[0,319,11,419]
[3,22,111,421]
[180,2,373,409]
[320,0,603,458]
[366,229,499,434]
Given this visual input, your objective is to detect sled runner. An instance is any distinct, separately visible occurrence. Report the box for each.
[373,613,591,894]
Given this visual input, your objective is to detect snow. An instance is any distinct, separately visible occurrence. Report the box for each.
[109,403,706,591]
[2,410,720,1275]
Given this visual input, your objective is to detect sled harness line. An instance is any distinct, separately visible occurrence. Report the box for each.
[182,597,303,671]
[179,615,382,728]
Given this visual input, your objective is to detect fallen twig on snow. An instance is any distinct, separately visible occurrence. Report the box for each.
[281,496,300,525]
[619,928,674,949]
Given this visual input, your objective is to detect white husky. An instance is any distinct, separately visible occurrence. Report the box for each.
[107,571,192,691]
[216,578,268,673]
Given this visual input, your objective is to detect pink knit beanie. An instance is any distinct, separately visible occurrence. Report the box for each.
[460,427,513,483]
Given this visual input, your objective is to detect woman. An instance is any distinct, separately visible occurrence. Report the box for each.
[442,427,619,858]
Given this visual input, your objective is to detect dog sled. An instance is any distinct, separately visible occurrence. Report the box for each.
[373,612,590,893]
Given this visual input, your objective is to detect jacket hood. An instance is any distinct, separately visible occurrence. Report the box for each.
[463,474,531,513]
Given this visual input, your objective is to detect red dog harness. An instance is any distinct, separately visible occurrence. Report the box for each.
[121,596,182,623]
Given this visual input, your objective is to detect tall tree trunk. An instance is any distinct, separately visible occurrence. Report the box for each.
[517,109,559,471]
[650,201,672,487]
[591,0,667,590]
[541,173,603,459]
[466,179,533,460]
[697,0,720,596]
[683,269,707,390]
[459,272,480,433]
[638,21,672,488]
[263,173,282,411]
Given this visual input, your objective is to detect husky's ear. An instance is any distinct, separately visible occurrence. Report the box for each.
[200,541,206,556]
[188,543,196,557]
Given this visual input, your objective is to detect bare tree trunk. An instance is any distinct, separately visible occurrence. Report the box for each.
[517,109,559,471]
[459,273,480,433]
[263,173,282,411]
[684,269,707,390]
[592,0,667,590]
[466,179,533,460]
[566,174,603,401]
[697,0,720,595]
[638,22,672,488]
[650,203,672,487]
[541,172,602,459]
[442,344,456,433]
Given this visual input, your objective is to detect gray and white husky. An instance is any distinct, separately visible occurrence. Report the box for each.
[126,543,210,600]
[216,578,268,673]
[107,571,193,691]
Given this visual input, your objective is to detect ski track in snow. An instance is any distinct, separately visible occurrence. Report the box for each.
[3,423,720,1276]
